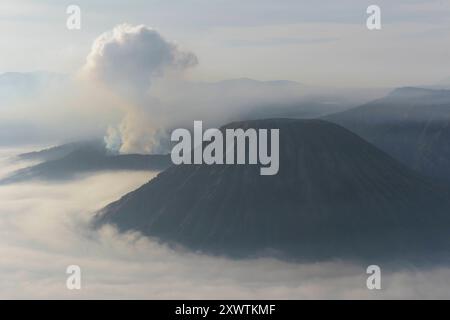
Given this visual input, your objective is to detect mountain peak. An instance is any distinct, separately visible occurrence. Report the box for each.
[95,118,450,261]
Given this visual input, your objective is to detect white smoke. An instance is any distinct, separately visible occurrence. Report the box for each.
[81,24,198,154]
[83,24,197,97]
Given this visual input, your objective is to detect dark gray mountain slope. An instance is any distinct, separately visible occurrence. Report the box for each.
[2,143,171,184]
[325,87,450,184]
[17,140,104,162]
[96,119,450,261]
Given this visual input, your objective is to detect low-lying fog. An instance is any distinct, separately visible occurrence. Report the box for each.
[1,147,450,299]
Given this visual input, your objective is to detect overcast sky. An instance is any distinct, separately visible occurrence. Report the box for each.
[1,0,450,87]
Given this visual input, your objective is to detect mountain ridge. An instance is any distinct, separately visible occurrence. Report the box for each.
[325,87,450,184]
[95,118,450,261]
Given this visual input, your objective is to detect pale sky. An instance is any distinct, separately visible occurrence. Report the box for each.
[1,0,450,87]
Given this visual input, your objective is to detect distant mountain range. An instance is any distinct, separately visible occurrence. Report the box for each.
[6,79,450,261]
[0,73,386,146]
[325,87,450,184]
[1,141,171,184]
[95,119,450,261]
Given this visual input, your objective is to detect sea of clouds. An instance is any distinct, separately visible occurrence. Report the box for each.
[1,147,450,299]
[0,22,448,299]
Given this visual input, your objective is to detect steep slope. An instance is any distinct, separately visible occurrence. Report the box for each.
[96,119,450,260]
[325,87,450,184]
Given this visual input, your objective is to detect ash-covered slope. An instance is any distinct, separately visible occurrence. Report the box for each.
[96,119,450,260]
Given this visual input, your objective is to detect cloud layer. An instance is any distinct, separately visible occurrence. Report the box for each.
[1,148,450,299]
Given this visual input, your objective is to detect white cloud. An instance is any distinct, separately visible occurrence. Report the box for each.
[1,149,450,299]
[82,24,197,97]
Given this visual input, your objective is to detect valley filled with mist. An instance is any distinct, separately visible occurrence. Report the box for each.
[2,149,450,299]
[3,0,450,300]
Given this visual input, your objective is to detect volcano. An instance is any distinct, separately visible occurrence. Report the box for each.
[95,119,450,261]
